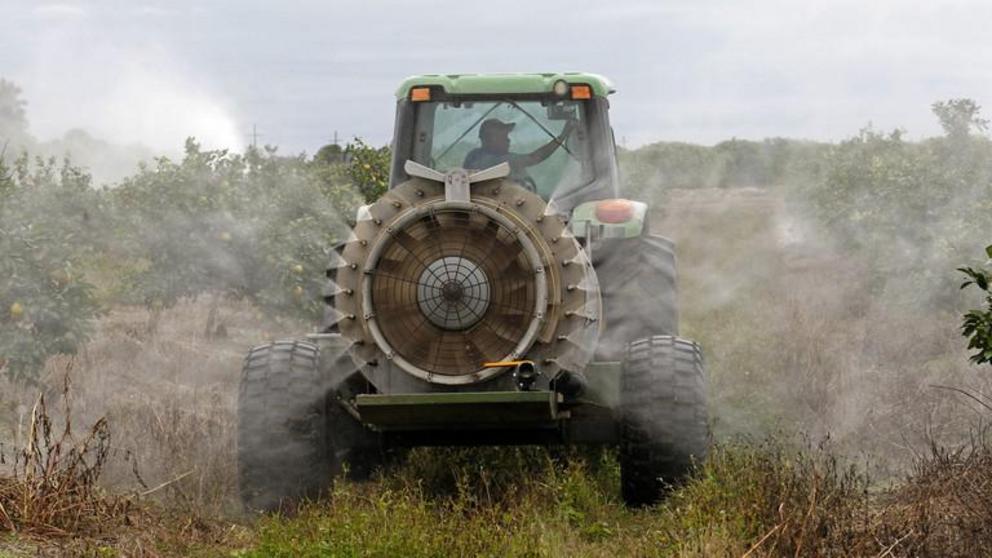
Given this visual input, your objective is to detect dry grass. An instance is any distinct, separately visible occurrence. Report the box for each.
[0,376,129,539]
[0,301,277,555]
[32,300,303,515]
[866,436,992,556]
[0,298,302,519]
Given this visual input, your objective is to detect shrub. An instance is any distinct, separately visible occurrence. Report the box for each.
[959,245,992,366]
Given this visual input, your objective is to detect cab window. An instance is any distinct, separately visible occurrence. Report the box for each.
[412,99,594,200]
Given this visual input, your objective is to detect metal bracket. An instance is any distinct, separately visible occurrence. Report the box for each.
[467,162,511,183]
[445,168,470,202]
[403,160,511,202]
[404,160,445,182]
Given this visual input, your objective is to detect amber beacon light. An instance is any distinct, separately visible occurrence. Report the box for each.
[410,87,431,102]
[570,84,592,99]
[595,199,635,223]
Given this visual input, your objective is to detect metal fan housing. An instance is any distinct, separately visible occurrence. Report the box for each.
[334,168,600,389]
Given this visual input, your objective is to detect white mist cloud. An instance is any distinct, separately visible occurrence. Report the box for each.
[16,7,242,154]
[86,59,242,153]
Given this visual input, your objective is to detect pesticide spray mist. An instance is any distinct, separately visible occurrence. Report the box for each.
[6,12,241,183]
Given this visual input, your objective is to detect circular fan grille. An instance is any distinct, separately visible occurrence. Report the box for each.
[416,256,491,330]
[367,207,540,377]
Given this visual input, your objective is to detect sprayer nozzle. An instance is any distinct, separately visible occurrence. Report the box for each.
[513,361,539,391]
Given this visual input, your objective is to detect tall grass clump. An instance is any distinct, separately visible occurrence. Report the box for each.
[866,433,992,556]
[0,378,128,538]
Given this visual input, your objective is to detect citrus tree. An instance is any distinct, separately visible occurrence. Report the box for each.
[112,140,253,318]
[800,99,992,306]
[0,155,101,382]
[111,139,363,327]
[0,120,388,380]
[242,144,362,321]
[344,138,390,203]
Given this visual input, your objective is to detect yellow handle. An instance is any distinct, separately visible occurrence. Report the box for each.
[482,360,534,368]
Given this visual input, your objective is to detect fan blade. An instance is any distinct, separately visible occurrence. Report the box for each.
[471,322,517,358]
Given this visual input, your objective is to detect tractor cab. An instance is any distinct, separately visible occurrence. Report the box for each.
[388,73,620,213]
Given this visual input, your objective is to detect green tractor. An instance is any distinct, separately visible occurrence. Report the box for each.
[237,73,709,510]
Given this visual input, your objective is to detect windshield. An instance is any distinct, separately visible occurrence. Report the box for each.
[411,99,594,200]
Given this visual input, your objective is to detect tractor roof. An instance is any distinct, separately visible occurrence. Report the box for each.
[395,72,615,99]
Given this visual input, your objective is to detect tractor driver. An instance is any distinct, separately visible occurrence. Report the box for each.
[463,118,575,191]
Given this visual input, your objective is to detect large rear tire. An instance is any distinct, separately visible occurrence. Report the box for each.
[619,335,709,507]
[595,234,678,360]
[237,340,333,512]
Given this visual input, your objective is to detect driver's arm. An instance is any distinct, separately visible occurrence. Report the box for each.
[517,120,576,167]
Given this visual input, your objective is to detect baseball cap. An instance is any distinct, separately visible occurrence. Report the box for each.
[479,119,516,137]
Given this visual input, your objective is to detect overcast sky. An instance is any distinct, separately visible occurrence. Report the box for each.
[2,0,991,155]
